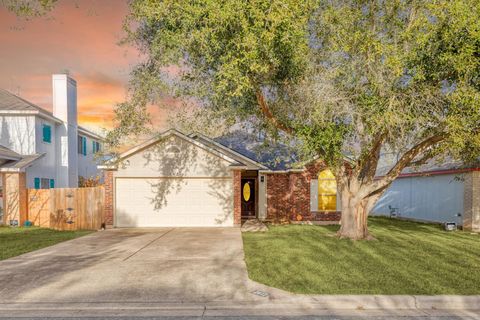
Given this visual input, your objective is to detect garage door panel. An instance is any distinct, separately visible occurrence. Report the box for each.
[115,178,234,227]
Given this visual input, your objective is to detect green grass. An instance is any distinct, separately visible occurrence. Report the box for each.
[0,226,92,261]
[242,217,480,295]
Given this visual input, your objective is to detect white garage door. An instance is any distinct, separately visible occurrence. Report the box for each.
[115,177,234,227]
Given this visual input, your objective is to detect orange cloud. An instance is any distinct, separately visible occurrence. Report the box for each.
[0,1,188,131]
[0,1,136,129]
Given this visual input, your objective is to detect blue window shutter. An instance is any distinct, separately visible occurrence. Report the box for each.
[50,179,55,188]
[92,140,95,153]
[42,125,51,143]
[34,178,40,189]
[82,137,87,155]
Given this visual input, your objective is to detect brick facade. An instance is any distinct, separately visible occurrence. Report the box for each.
[266,162,341,223]
[464,171,480,231]
[233,170,242,226]
[102,163,341,227]
[104,170,114,227]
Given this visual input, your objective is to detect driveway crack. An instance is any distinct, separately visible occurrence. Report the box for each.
[122,228,175,261]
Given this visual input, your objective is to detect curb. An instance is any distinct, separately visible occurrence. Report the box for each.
[1,296,479,311]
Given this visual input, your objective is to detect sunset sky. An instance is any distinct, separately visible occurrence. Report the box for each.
[0,0,171,133]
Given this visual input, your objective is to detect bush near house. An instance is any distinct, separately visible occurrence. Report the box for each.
[0,227,91,261]
[243,217,480,295]
[79,175,102,188]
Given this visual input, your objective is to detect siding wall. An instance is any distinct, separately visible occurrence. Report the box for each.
[372,173,465,225]
[0,115,35,155]
[77,134,102,180]
[114,135,232,178]
[26,117,57,188]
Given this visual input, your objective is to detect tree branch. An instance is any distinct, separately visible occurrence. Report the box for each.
[409,152,435,167]
[255,90,294,134]
[361,134,445,199]
[357,131,387,182]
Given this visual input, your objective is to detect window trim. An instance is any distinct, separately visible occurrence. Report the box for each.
[78,135,87,156]
[82,136,87,156]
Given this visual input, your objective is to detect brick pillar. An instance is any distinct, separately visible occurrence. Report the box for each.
[464,171,480,232]
[3,172,27,226]
[233,170,242,226]
[104,170,114,228]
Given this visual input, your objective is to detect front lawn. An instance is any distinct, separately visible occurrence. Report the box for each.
[243,217,480,295]
[0,226,92,261]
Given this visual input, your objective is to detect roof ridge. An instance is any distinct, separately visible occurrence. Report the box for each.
[191,132,268,169]
[0,88,56,117]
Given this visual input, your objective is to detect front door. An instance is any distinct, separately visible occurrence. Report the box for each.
[241,179,256,219]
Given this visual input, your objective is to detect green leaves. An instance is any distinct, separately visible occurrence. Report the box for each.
[124,0,315,112]
[1,0,58,18]
[113,0,479,173]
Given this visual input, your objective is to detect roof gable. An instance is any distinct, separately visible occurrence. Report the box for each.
[103,129,245,169]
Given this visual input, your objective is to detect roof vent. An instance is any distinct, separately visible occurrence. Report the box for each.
[165,145,180,157]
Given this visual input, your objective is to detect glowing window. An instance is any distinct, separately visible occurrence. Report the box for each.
[318,169,337,211]
[243,182,251,201]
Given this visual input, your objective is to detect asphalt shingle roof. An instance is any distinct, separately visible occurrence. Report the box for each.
[213,131,299,170]
[0,144,21,160]
[0,89,56,116]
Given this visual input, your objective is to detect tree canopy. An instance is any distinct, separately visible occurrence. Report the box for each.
[107,0,317,145]
[1,0,58,18]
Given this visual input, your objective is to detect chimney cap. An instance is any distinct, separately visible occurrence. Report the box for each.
[52,73,76,85]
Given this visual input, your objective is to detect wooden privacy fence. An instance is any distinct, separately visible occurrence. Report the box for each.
[27,186,105,230]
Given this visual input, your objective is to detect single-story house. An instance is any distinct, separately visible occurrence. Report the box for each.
[100,129,480,231]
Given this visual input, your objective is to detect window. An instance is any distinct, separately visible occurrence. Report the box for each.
[34,178,54,189]
[78,136,83,154]
[40,178,50,189]
[42,124,51,143]
[92,141,101,153]
[78,135,87,155]
[318,169,337,211]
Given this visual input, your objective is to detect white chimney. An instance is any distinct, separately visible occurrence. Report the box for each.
[52,74,77,126]
[52,74,78,187]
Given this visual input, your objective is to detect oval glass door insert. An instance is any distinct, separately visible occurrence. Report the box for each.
[243,182,251,201]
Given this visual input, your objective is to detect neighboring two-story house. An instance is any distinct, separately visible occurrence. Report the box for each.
[0,74,103,224]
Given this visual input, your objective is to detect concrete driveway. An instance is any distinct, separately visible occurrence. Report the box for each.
[1,228,479,318]
[0,228,280,304]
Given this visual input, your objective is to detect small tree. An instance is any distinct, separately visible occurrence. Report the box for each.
[1,0,58,18]
[111,0,480,239]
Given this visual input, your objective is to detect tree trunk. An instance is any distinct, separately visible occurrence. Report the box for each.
[336,183,380,240]
[337,197,370,240]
